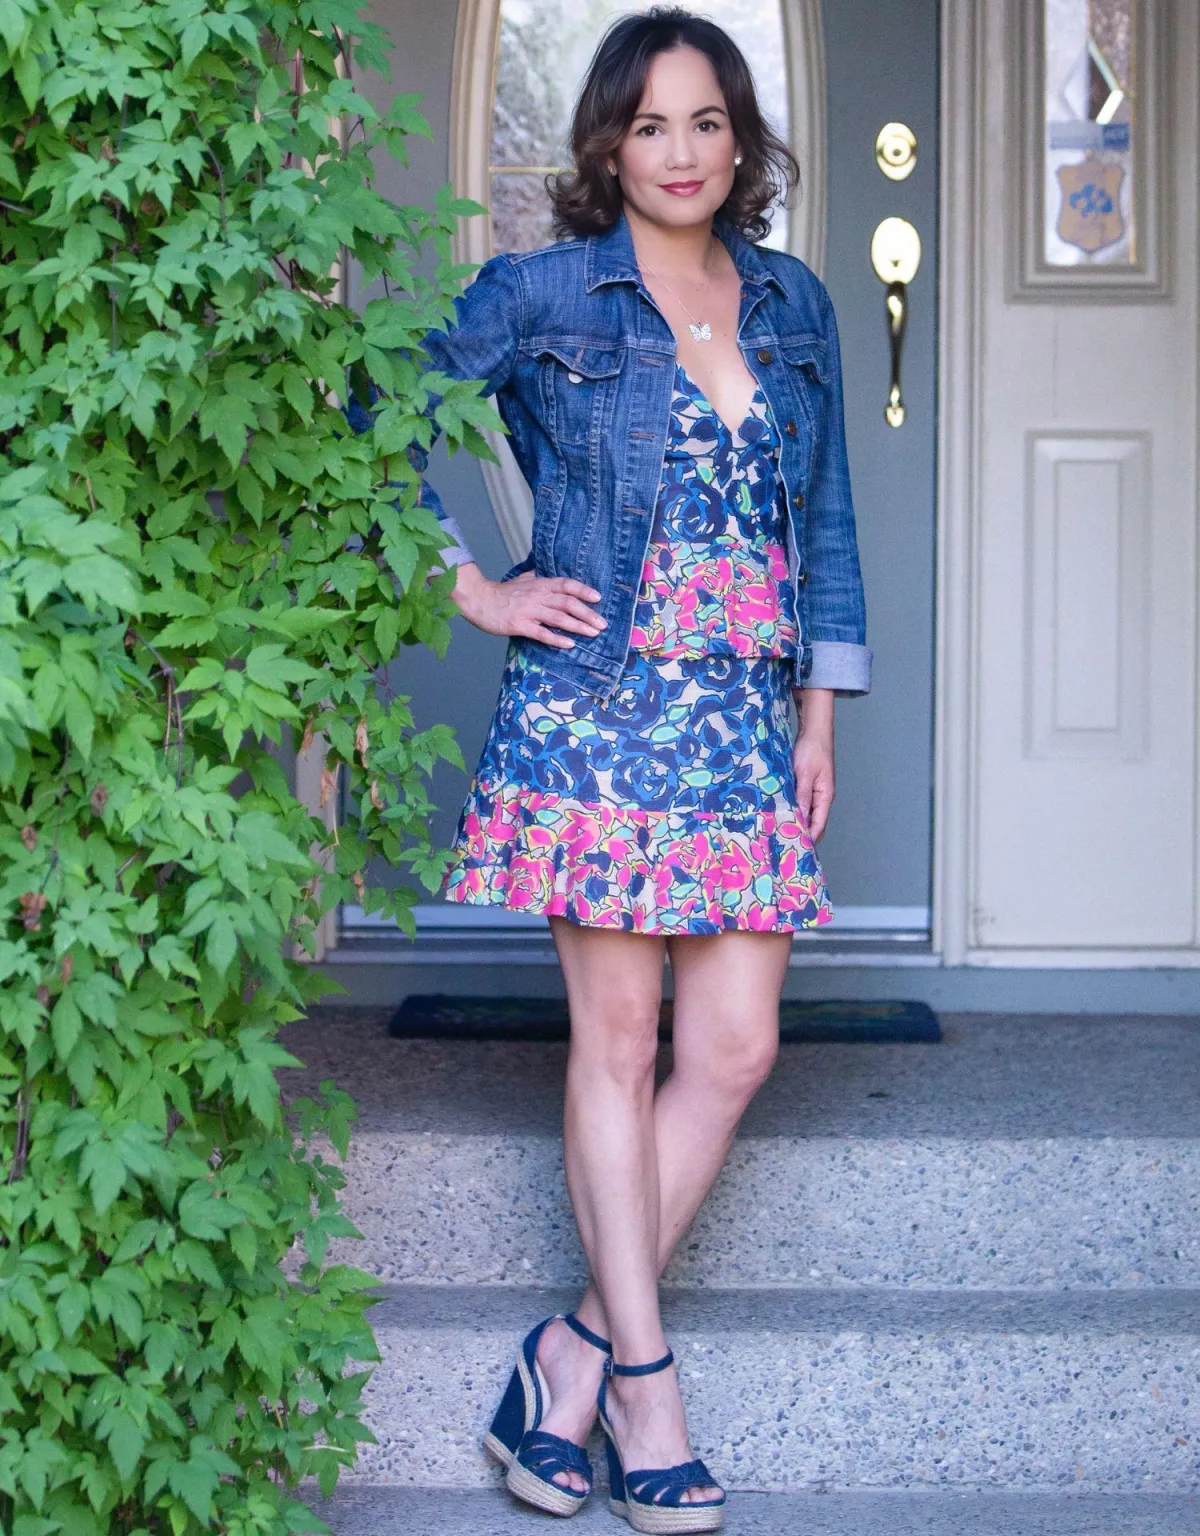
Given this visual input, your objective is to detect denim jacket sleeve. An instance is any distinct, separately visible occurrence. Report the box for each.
[404,252,525,570]
[799,285,873,696]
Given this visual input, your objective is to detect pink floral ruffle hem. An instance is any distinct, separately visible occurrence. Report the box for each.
[441,782,834,936]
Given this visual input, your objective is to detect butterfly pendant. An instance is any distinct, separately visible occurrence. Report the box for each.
[688,322,713,342]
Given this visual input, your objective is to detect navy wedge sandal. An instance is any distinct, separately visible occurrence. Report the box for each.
[484,1311,612,1517]
[597,1351,725,1534]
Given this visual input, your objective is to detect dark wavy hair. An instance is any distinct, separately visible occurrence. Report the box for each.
[549,7,800,244]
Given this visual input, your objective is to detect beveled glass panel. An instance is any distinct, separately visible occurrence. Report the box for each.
[490,171,558,254]
[1043,0,1137,266]
[491,0,790,253]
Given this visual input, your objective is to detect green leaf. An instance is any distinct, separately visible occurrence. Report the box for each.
[236,468,264,522]
[205,913,238,974]
[80,1140,126,1214]
[179,1181,240,1240]
[55,1281,89,1339]
[374,606,400,659]
[101,1407,145,1484]
[14,44,41,112]
[199,393,257,467]
[226,121,261,172]
[51,991,83,1062]
[63,683,95,760]
[0,0,31,52]
[383,531,419,592]
[244,644,319,688]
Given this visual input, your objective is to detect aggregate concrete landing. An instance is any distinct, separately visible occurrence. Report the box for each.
[353,1285,1200,1493]
[279,1010,1200,1138]
[308,1127,1199,1289]
[278,1011,1200,1290]
[370,1282,1200,1333]
[305,1484,1200,1535]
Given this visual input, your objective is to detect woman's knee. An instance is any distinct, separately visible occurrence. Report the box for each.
[676,1017,779,1104]
[568,994,661,1089]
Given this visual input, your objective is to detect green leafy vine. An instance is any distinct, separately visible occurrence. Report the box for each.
[0,1,498,1530]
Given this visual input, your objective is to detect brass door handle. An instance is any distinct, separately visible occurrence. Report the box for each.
[870,216,921,428]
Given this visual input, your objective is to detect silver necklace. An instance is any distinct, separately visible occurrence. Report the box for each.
[640,253,717,342]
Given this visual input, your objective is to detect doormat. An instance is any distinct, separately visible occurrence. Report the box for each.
[389,995,941,1043]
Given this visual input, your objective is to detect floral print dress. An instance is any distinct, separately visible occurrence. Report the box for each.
[440,363,833,934]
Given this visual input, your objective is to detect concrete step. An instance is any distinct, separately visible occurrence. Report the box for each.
[348,1284,1200,1493]
[280,1012,1200,1289]
[304,1483,1200,1535]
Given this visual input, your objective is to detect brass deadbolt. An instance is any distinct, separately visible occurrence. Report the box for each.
[875,122,917,181]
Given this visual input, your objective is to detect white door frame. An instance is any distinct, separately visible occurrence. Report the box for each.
[930,0,982,967]
[933,0,1200,970]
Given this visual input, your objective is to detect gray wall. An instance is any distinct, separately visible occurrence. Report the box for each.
[356,2,512,874]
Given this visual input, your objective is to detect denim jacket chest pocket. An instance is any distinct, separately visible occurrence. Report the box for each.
[778,338,829,469]
[534,342,626,449]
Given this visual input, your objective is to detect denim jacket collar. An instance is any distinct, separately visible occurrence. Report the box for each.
[583,208,790,300]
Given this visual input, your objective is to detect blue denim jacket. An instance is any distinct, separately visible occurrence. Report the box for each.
[412,210,871,701]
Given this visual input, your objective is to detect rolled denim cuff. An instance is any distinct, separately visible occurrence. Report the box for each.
[800,640,873,696]
[433,514,475,571]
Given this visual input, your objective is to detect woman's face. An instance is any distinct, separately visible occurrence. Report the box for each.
[612,46,738,231]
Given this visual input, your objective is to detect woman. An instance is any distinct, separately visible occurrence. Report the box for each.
[411,10,870,1530]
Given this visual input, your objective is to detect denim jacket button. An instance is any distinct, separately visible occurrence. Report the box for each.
[757,348,774,364]
[793,490,805,510]
[799,569,808,585]
[785,419,798,436]
[567,371,583,384]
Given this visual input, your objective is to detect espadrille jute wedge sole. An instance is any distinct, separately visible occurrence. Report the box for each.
[483,1311,612,1517]
[597,1350,725,1534]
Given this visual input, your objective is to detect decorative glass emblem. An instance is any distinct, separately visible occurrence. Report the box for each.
[1043,0,1137,266]
[490,0,789,255]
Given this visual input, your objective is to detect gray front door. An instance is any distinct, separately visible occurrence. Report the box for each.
[812,0,939,929]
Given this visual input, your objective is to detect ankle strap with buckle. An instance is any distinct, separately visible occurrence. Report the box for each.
[562,1312,612,1355]
[604,1348,675,1378]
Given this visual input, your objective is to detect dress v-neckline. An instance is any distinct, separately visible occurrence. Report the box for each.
[675,361,764,441]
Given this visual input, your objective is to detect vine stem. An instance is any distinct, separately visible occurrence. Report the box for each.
[192,113,228,236]
[134,632,187,786]
[6,1088,30,1184]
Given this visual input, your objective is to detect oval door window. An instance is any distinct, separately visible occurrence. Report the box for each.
[490,0,792,255]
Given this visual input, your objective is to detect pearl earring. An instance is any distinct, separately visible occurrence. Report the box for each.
[734,154,743,166]
[608,162,618,175]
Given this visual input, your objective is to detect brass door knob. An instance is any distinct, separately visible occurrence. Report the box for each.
[870,217,922,428]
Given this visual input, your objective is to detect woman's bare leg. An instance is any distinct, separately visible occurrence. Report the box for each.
[536,919,793,1500]
[532,918,667,1491]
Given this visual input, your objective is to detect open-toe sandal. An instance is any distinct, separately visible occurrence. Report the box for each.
[484,1311,612,1517]
[597,1350,725,1533]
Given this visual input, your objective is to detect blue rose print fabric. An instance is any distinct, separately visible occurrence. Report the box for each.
[441,364,833,935]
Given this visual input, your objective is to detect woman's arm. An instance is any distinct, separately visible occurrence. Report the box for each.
[347,256,604,648]
[412,256,606,648]
[452,559,607,650]
[793,685,835,842]
[798,285,872,697]
[405,252,527,570]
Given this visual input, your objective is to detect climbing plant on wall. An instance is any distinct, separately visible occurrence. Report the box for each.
[0,1,495,1530]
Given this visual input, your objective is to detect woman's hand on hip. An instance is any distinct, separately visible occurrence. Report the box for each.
[450,561,607,648]
[793,687,835,842]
